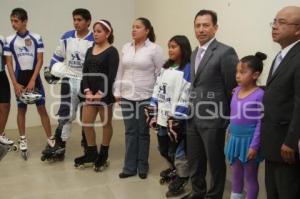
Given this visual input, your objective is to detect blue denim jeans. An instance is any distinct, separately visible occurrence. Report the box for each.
[120,98,150,174]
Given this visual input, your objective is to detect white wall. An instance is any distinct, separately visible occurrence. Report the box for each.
[0,0,135,129]
[134,0,299,83]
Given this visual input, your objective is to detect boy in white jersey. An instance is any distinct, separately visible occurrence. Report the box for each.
[44,8,94,160]
[0,35,14,150]
[4,8,55,160]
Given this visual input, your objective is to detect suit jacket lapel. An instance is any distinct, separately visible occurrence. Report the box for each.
[267,42,300,86]
[193,40,217,84]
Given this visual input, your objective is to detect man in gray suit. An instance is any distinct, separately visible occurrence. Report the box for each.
[182,10,238,199]
[261,6,300,199]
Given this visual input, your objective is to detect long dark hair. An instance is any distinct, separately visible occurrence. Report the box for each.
[136,17,156,42]
[163,35,192,70]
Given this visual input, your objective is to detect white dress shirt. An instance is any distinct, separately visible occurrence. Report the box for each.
[280,39,300,59]
[114,39,165,101]
[194,38,215,73]
[272,39,300,75]
[197,38,216,57]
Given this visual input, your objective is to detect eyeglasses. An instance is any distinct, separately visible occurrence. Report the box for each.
[270,20,300,28]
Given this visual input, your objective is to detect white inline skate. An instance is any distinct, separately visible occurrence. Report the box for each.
[18,136,29,160]
[0,134,18,152]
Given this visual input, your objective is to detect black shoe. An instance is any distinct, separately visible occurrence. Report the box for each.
[119,172,135,178]
[168,176,188,192]
[138,173,147,179]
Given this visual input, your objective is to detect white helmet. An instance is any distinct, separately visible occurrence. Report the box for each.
[19,90,42,104]
[50,62,68,78]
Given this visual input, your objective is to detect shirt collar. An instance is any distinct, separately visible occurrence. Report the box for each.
[17,31,29,38]
[280,39,300,58]
[198,37,215,51]
[131,38,151,47]
[75,30,92,39]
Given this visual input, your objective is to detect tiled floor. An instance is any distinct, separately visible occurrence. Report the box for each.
[0,120,266,199]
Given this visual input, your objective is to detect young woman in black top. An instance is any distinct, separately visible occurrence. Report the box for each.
[74,20,119,171]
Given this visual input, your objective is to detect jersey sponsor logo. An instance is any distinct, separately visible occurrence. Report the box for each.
[158,83,167,94]
[68,51,82,68]
[158,83,171,102]
[17,46,34,57]
[19,46,29,52]
[71,52,81,61]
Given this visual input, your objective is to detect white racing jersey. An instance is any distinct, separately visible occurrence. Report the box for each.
[49,30,94,79]
[4,31,44,73]
[150,63,191,127]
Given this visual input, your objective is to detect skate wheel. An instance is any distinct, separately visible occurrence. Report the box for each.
[46,154,64,162]
[94,160,109,172]
[94,165,105,172]
[79,165,85,169]
[12,145,18,152]
[94,166,100,172]
[165,189,185,198]
[52,152,65,161]
[52,157,58,162]
[57,156,64,161]
[41,156,46,161]
[74,164,85,169]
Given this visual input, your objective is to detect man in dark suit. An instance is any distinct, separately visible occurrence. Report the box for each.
[182,10,238,199]
[261,6,300,199]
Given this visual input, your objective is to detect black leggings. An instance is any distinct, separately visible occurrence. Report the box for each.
[157,134,179,168]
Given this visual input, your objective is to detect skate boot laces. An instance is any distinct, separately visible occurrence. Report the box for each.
[19,137,28,151]
[0,134,14,145]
